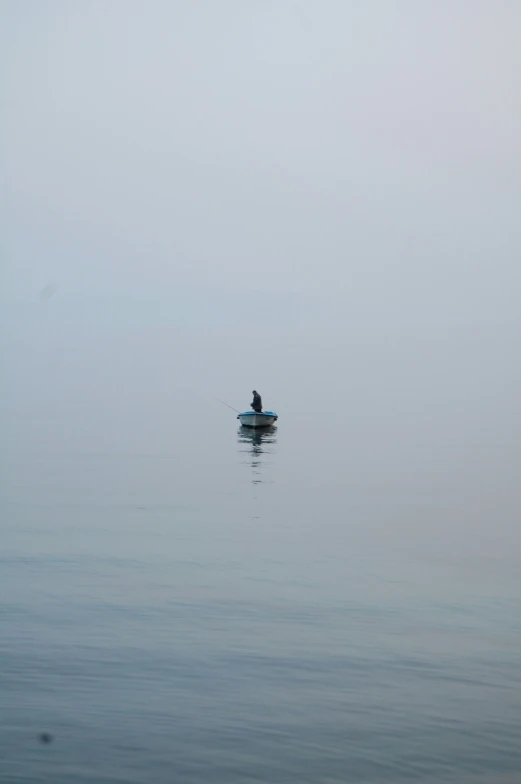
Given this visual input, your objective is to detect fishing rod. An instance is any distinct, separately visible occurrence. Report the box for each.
[217,399,241,414]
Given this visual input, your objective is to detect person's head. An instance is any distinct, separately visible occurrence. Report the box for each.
[252,390,257,395]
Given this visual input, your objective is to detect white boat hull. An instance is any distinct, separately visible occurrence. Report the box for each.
[237,411,278,428]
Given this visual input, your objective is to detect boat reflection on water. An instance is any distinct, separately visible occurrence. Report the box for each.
[237,425,277,485]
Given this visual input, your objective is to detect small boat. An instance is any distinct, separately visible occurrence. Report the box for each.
[237,410,278,428]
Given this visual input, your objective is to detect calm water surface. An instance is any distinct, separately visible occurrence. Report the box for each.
[2,321,520,783]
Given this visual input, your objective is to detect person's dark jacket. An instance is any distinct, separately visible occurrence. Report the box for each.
[251,392,262,412]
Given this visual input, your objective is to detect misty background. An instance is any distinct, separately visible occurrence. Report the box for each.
[1,2,521,783]
[3,0,520,548]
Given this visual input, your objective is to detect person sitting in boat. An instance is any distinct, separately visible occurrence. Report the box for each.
[251,390,262,412]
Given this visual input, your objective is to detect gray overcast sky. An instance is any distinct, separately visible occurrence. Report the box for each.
[2,0,521,325]
[2,3,520,563]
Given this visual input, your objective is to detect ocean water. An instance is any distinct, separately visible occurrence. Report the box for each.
[1,312,520,783]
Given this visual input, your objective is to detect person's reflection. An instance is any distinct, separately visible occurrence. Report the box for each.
[237,425,277,484]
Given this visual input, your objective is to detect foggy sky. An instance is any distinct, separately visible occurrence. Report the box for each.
[2,0,520,327]
[2,2,521,570]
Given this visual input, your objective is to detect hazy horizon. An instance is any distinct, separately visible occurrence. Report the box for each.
[2,3,521,783]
